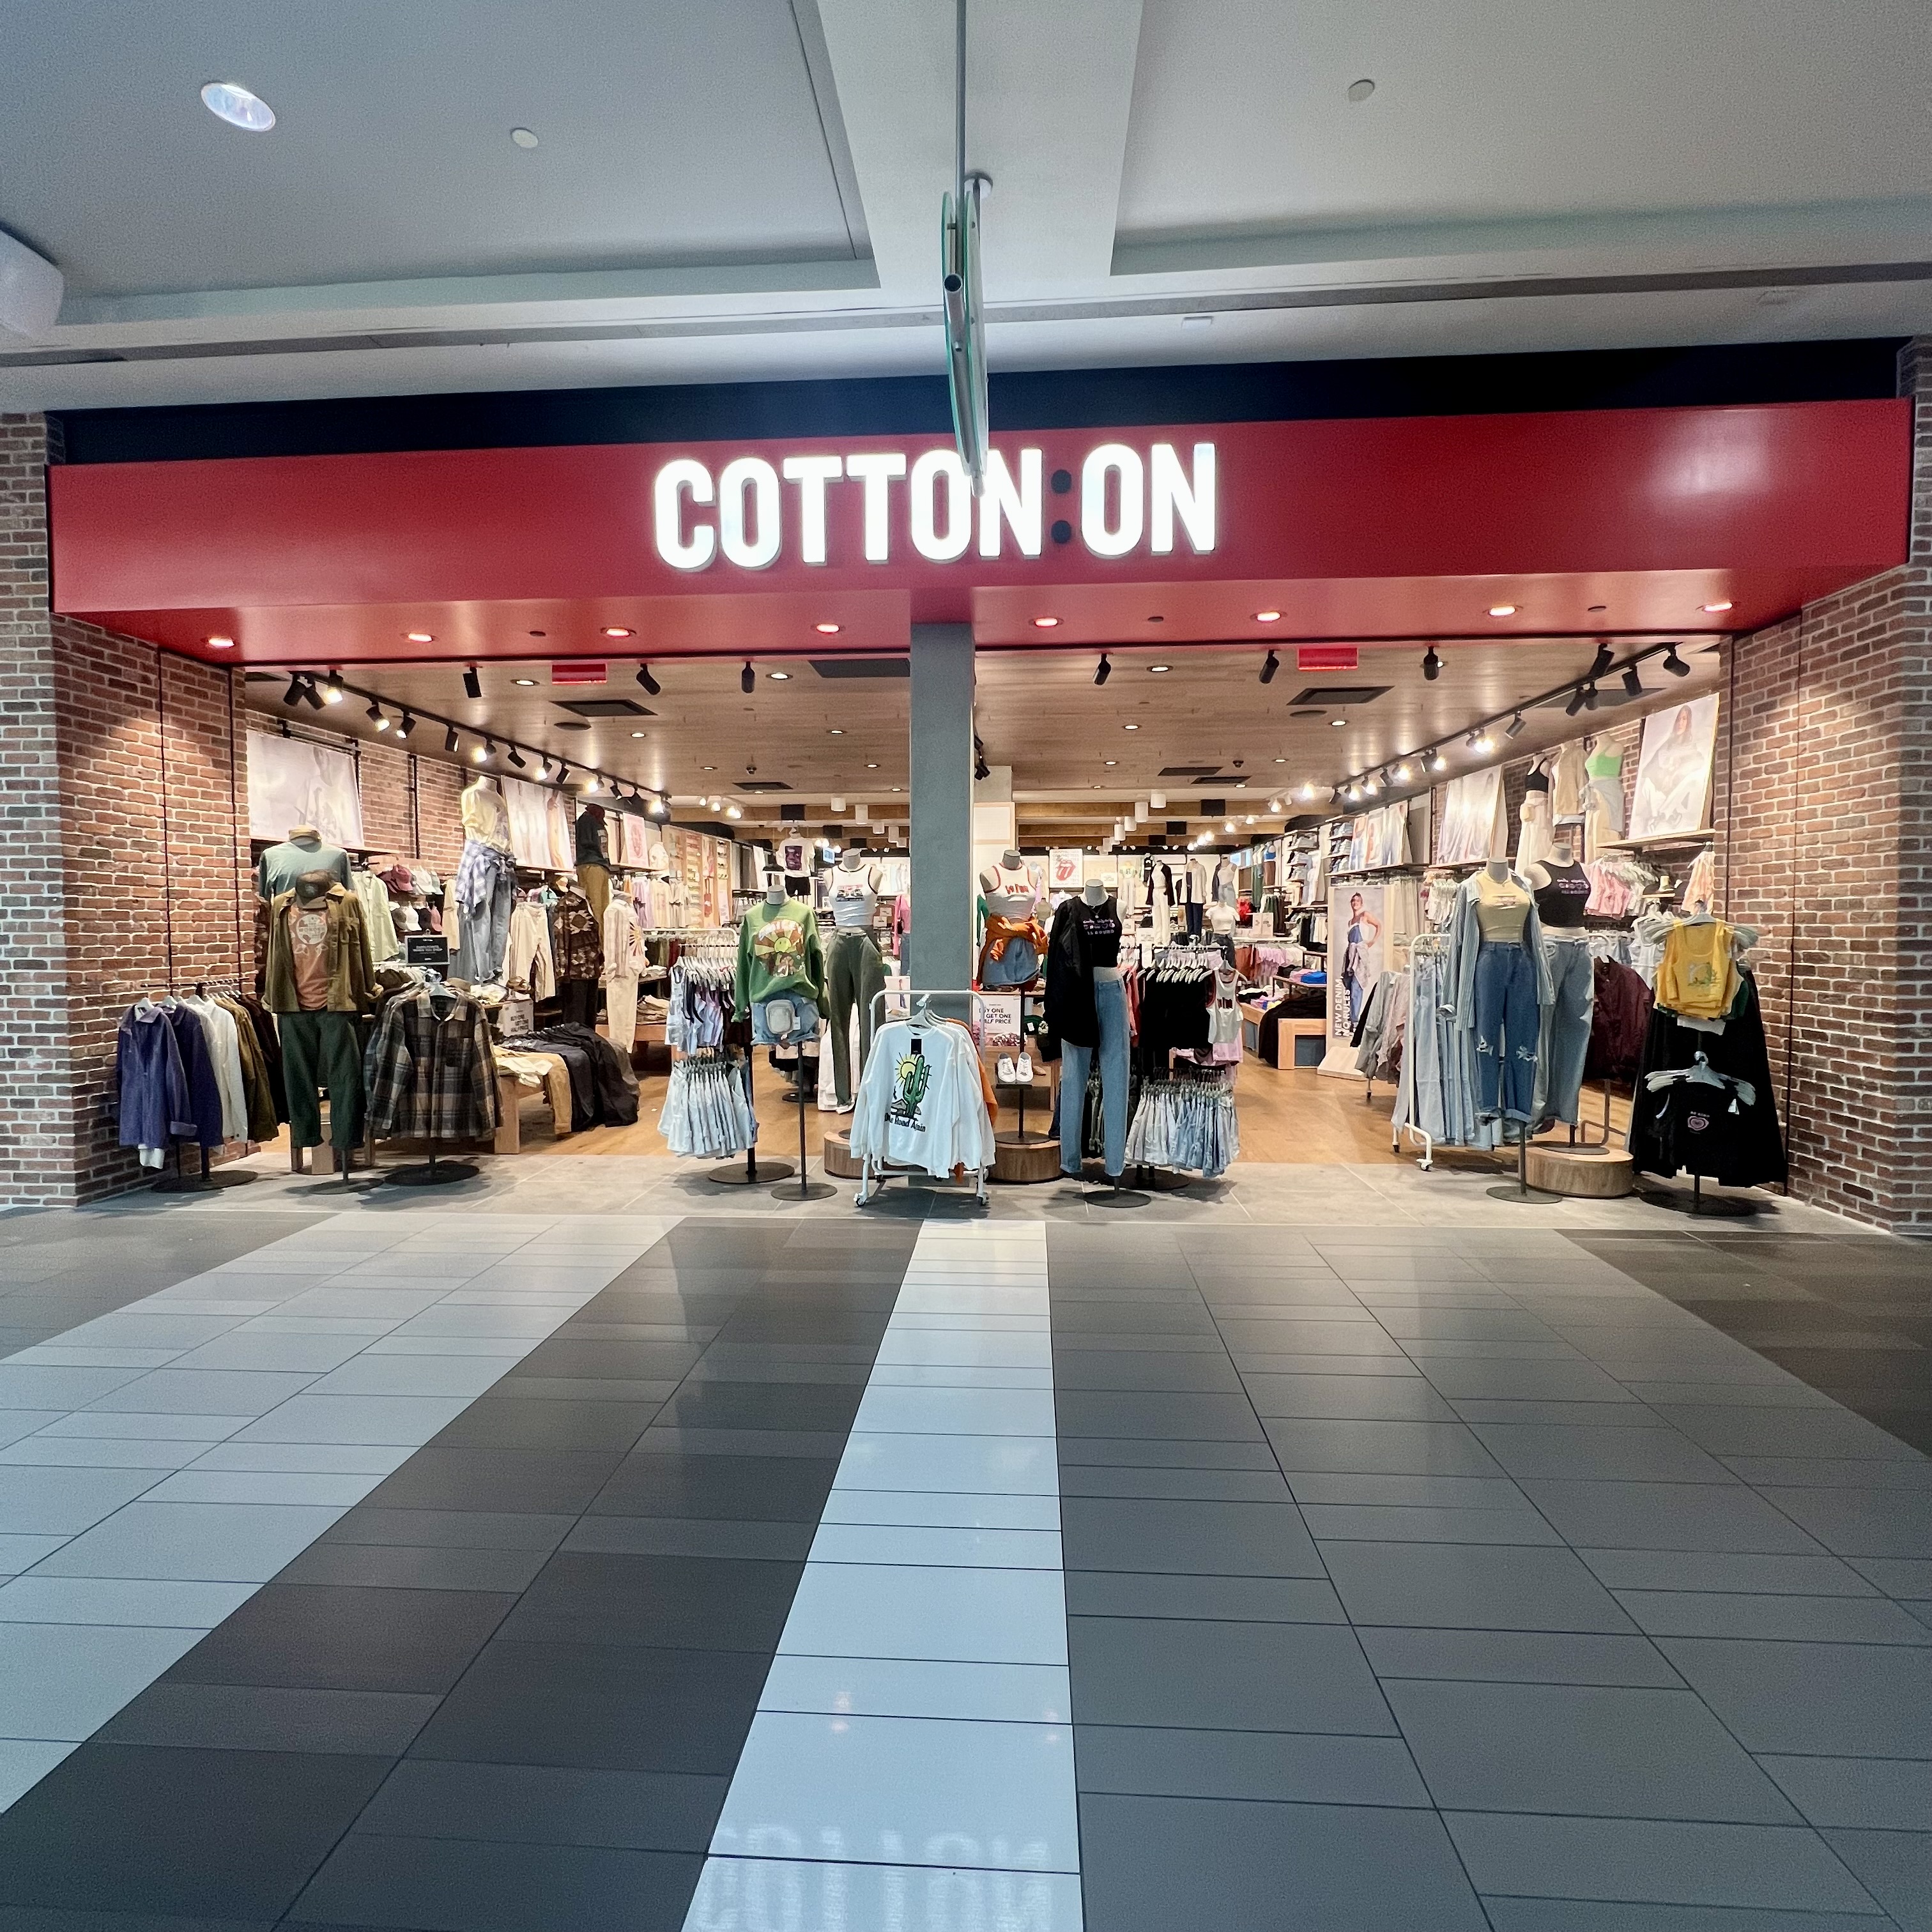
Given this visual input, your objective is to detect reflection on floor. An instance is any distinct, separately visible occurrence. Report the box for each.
[0,1160,1924,1930]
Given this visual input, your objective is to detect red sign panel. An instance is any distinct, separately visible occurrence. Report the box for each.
[1297,645,1360,671]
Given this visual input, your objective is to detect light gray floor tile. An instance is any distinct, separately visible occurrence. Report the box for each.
[1521,1480,1830,1554]
[0,1413,65,1450]
[0,1737,75,1811]
[0,1364,148,1408]
[758,1654,1070,1723]
[230,1392,473,1444]
[0,1620,204,1740]
[806,1521,1062,1569]
[1658,1637,1932,1758]
[29,1498,348,1581]
[684,1858,1086,1931]
[1263,1419,1505,1477]
[1076,1724,1432,1805]
[0,1464,162,1536]
[304,1352,523,1399]
[1760,1756,1932,1831]
[778,1560,1068,1666]
[0,1574,252,1626]
[83,1367,319,1415]
[1360,1627,1682,1687]
[1386,1678,1798,1822]
[168,1331,373,1373]
[139,1468,386,1507]
[1446,1812,1883,1913]
[1321,1540,1637,1632]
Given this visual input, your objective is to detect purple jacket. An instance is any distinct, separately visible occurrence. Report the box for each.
[116,1004,195,1153]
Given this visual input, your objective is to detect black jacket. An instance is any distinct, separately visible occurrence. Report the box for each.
[1628,972,1786,1188]
[1043,896,1122,1052]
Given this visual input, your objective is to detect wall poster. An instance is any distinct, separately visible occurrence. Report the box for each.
[1436,767,1506,866]
[1628,694,1720,841]
[1330,881,1388,1041]
[247,731,365,850]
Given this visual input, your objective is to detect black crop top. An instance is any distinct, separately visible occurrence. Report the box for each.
[1076,899,1123,968]
[1533,861,1591,929]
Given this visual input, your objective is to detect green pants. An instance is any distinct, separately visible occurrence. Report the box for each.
[278,1011,365,1149]
[825,930,886,1107]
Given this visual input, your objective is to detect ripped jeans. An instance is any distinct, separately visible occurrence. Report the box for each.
[1473,940,1540,1124]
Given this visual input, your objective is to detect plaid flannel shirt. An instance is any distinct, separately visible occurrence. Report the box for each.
[364,988,501,1142]
[551,891,603,983]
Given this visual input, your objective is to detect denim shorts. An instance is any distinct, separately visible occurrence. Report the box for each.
[751,995,821,1047]
[980,937,1040,987]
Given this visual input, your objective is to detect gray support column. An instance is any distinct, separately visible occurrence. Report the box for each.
[906,622,975,993]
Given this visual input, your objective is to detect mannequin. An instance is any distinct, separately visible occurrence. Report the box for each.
[452,778,516,985]
[1454,859,1549,1126]
[980,850,1034,916]
[1526,836,1595,1128]
[825,852,885,1111]
[549,871,603,1027]
[1047,881,1128,1182]
[265,868,374,1165]
[257,824,350,900]
[979,850,1046,992]
[575,802,612,924]
[739,878,826,1066]
[1517,765,1555,870]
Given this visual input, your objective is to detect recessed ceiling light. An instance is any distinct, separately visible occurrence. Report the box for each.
[701,765,716,771]
[406,631,434,643]
[1123,723,1139,731]
[1587,604,1607,613]
[206,634,234,649]
[1032,615,1060,629]
[769,670,790,680]
[513,677,536,686]
[1487,604,1517,617]
[1254,610,1282,623]
[1274,756,1286,763]
[1701,601,1734,613]
[200,81,275,131]
[510,127,539,149]
[1148,664,1171,674]
[631,730,647,738]
[1347,76,1376,102]
[815,621,842,635]
[1330,717,1347,728]
[1104,758,1117,767]
[829,728,844,735]
[601,625,633,639]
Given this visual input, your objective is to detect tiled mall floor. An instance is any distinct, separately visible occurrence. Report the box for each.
[0,1154,1926,1931]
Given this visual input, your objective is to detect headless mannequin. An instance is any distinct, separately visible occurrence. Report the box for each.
[1474,859,1532,942]
[982,850,1035,918]
[1525,837,1589,934]
[826,855,884,1110]
[258,825,350,900]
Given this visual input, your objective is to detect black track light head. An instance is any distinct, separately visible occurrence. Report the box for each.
[1588,641,1615,681]
[740,660,755,694]
[323,670,345,705]
[366,699,386,730]
[283,672,305,707]
[397,712,416,740]
[636,662,661,696]
[1094,654,1112,687]
[476,737,494,765]
[1259,650,1280,686]
[463,664,482,700]
[1662,645,1690,677]
[539,755,554,779]
[444,723,459,753]
[975,753,992,781]
[1583,682,1601,712]
[1505,712,1527,738]
[1621,664,1644,700]
[1429,749,1448,773]
[300,675,324,710]
[1565,687,1587,717]
[1422,646,1442,682]
[556,761,570,786]
[507,745,526,769]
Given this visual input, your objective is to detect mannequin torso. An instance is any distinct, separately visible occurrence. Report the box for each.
[462,779,512,852]
[1525,842,1590,931]
[830,855,880,930]
[1474,861,1532,942]
[257,829,350,901]
[981,850,1035,919]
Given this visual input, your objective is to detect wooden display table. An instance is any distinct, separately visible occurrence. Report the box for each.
[821,1127,861,1179]
[1526,1140,1635,1197]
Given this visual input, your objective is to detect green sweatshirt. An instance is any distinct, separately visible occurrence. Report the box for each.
[736,898,827,1013]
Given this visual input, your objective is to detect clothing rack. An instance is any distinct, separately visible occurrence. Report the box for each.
[113,980,261,1193]
[1392,934,1448,1169]
[859,988,991,1206]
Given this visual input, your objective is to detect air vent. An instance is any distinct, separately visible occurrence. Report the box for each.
[556,698,652,719]
[1158,764,1221,778]
[737,780,793,793]
[554,719,591,731]
[811,657,909,679]
[1289,685,1390,707]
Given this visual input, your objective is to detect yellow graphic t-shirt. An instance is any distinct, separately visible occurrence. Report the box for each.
[1657,919,1738,1020]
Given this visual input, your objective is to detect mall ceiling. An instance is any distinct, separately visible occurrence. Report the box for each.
[3,0,1931,408]
[245,634,1722,848]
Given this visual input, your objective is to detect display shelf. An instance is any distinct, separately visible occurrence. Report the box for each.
[1600,829,1716,849]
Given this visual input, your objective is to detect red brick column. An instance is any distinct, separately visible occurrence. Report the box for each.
[1713,337,1932,1232]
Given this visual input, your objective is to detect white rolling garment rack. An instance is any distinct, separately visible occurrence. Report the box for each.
[854,988,992,1208]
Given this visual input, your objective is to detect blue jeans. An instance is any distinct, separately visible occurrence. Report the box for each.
[452,864,514,984]
[752,995,820,1047]
[1473,940,1538,1124]
[1059,975,1130,1178]
[1538,936,1594,1125]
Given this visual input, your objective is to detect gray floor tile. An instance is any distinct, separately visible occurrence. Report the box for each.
[1060,1496,1324,1576]
[1759,1756,1932,1831]
[1446,1812,1883,1913]
[1044,1349,1246,1392]
[273,1539,553,1592]
[1417,1359,1638,1402]
[1360,1627,1683,1687]
[97,1681,438,1755]
[1056,1436,1279,1471]
[1068,1616,1395,1732]
[0,1464,161,1537]
[1657,1637,1932,1758]
[1755,1487,1932,1560]
[1520,1480,1832,1553]
[1065,1572,1346,1622]
[1321,1540,1637,1632]
[1243,1374,1461,1421]
[1262,1418,1505,1477]
[319,1507,576,1551]
[1053,1391,1267,1441]
[1578,1549,1878,1595]
[1287,1472,1531,1508]
[1473,1424,1737,1483]
[1076,1724,1431,1805]
[1057,1464,1296,1502]
[1480,1903,1887,1931]
[1819,1828,1932,1932]
[1303,1501,1562,1544]
[1386,1679,1798,1822]
[1079,1793,1489,1931]
[1615,1588,1932,1643]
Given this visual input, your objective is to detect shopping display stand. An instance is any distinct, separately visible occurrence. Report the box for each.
[1635,1173,1763,1217]
[705,1049,795,1186]
[379,1006,479,1188]
[1486,1122,1563,1204]
[854,988,992,1207]
[992,988,1059,1184]
[772,1044,837,1203]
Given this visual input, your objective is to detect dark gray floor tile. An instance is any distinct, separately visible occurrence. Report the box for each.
[319,1508,575,1551]
[585,1451,839,1521]
[0,1746,391,1919]
[656,1379,864,1433]
[1473,1423,1737,1483]
[275,1540,552,1593]
[1445,1813,1883,1914]
[1061,1496,1324,1576]
[1418,1358,1637,1401]
[1050,1349,1246,1392]
[1302,1501,1562,1544]
[1245,1374,1460,1420]
[97,1682,438,1756]
[1820,1828,1932,1932]
[1076,1725,1430,1805]
[1386,1679,1798,1822]
[431,1398,668,1450]
[1068,1616,1393,1732]
[1321,1541,1637,1632]
[1066,1572,1345,1622]
[1051,1304,1220,1337]
[511,1338,706,1381]
[1752,1487,1932,1560]
[497,1551,801,1652]
[1078,1793,1487,1931]
[1262,1418,1505,1477]
[288,1830,702,1931]
[407,1639,766,1773]
[166,1584,516,1694]
[362,1447,629,1515]
[1287,1472,1531,1508]
[1482,1899,1890,1930]
[1054,1391,1266,1440]
[1614,1588,1932,1643]
[1578,1549,1876,1595]
[1519,1480,1831,1554]
[1056,1464,1296,1501]
[1056,1436,1280,1470]
[1218,1317,1408,1357]
[624,1424,850,1459]
[1657,1637,1932,1758]
[1759,1756,1932,1831]
[1360,1626,1683,1686]
[355,1759,727,1852]
[562,1515,815,1561]
[682,1357,871,1386]
[0,1909,278,1931]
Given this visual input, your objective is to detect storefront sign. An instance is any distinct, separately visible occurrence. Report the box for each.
[651,441,1215,571]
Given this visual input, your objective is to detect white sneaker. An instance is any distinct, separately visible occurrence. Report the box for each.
[997,1055,1017,1085]
[1015,1052,1034,1084]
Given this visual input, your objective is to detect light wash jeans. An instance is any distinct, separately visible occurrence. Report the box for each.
[1059,975,1130,1178]
[1538,936,1595,1125]
[1473,940,1539,1123]
[452,863,514,985]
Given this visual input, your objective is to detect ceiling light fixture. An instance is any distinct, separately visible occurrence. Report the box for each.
[475,738,494,764]
[1149,663,1171,675]
[556,762,571,786]
[1465,730,1482,749]
[462,664,482,698]
[1103,758,1117,767]
[510,126,539,149]
[299,675,323,710]
[320,670,344,703]
[539,755,554,779]
[1662,646,1690,677]
[636,663,661,696]
[1259,650,1280,685]
[1300,782,1317,801]
[513,677,536,687]
[1488,604,1517,618]
[1330,716,1346,728]
[769,670,790,681]
[206,634,235,649]
[652,795,668,816]
[1505,712,1527,738]
[1394,761,1413,781]
[601,626,634,639]
[1583,682,1601,712]
[815,621,841,635]
[1422,646,1442,681]
[1429,749,1448,773]
[1093,654,1111,686]
[1032,615,1060,629]
[282,672,305,707]
[366,700,388,731]
[507,745,525,768]
[445,723,461,753]
[740,660,755,693]
[1123,723,1138,731]
[1701,600,1734,614]
[583,772,601,794]
[1473,732,1495,755]
[408,631,435,645]
[200,81,275,131]
[1565,687,1587,717]
[397,712,417,740]
[1621,664,1644,699]
[1588,641,1616,681]
[1254,610,1282,623]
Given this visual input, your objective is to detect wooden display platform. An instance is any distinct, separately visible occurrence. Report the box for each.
[821,1126,861,1179]
[992,1130,1061,1184]
[1526,1140,1635,1198]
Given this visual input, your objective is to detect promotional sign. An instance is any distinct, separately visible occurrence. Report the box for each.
[405,933,450,970]
[1629,694,1720,841]
[974,992,1022,1054]
[1048,849,1082,892]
